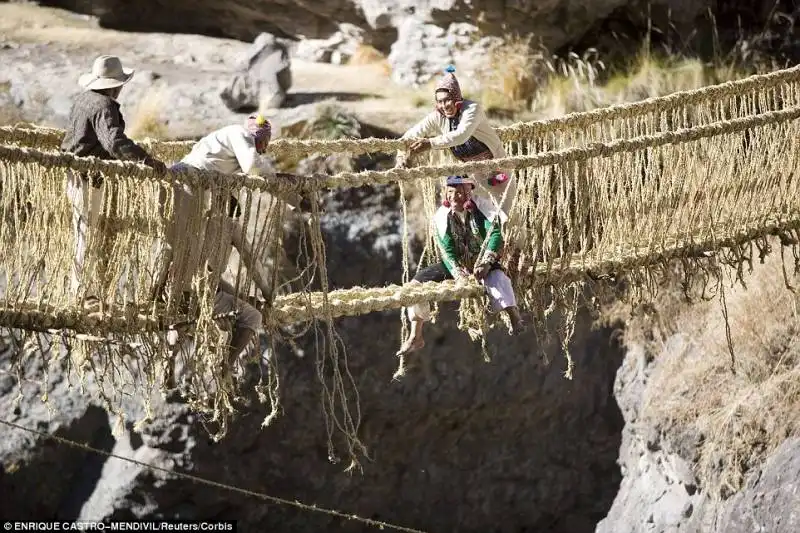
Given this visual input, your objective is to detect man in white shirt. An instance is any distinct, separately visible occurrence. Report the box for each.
[174,113,309,213]
[159,182,273,391]
[179,114,272,175]
[396,66,516,215]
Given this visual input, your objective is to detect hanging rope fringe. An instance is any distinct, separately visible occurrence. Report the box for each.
[3,64,800,471]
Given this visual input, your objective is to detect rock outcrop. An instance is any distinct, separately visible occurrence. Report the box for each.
[598,338,800,533]
[36,0,764,85]
[596,254,800,533]
[220,32,292,112]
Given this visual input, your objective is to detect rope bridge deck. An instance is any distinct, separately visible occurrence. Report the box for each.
[3,64,800,468]
[4,209,799,334]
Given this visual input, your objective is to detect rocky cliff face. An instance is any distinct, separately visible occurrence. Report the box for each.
[597,339,800,533]
[32,0,776,85]
[0,184,626,532]
[596,255,800,533]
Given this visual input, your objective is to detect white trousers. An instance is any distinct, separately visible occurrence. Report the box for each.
[407,269,517,322]
[66,171,104,298]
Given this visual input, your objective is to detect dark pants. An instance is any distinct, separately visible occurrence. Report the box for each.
[413,262,452,283]
[413,261,502,283]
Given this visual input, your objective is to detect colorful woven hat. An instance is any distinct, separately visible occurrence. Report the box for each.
[446,175,476,188]
[435,65,463,101]
[245,113,272,145]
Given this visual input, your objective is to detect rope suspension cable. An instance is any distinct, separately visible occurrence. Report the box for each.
[0,418,429,533]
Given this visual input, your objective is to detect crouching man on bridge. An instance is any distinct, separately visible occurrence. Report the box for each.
[396,175,524,357]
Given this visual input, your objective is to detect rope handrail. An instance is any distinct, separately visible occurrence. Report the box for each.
[3,63,800,155]
[2,102,798,195]
[496,63,800,139]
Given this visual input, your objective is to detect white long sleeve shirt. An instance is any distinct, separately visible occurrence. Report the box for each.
[180,124,273,176]
[399,100,516,216]
[399,100,507,160]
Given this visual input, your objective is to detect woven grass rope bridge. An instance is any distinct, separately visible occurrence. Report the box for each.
[3,64,800,470]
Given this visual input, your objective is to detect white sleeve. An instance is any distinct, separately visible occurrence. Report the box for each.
[429,102,481,148]
[401,111,441,140]
[225,128,259,174]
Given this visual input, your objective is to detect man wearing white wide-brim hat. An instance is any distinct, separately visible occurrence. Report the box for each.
[61,55,166,310]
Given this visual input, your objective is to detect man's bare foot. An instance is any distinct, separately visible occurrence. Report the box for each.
[396,335,425,356]
[506,307,526,336]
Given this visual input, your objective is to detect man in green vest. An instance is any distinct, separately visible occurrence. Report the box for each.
[396,175,524,356]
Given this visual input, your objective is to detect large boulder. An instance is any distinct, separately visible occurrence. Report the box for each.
[38,0,759,85]
[219,32,292,112]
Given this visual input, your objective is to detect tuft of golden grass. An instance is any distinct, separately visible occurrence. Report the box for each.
[529,44,756,119]
[0,81,26,126]
[127,88,169,140]
[475,35,541,115]
[348,44,385,65]
[0,105,25,127]
[347,44,392,77]
[601,248,800,499]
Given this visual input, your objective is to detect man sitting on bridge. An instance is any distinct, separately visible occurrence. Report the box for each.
[396,175,524,357]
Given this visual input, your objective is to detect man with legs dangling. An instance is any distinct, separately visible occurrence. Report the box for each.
[396,175,524,357]
[160,186,272,393]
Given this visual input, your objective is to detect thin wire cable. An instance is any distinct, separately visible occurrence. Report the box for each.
[0,418,428,533]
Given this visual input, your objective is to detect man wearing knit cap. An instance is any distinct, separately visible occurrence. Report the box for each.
[172,113,311,214]
[397,66,517,217]
[396,174,524,358]
[176,113,273,177]
[154,113,281,314]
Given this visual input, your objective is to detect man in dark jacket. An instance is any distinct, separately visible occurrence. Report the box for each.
[61,55,166,309]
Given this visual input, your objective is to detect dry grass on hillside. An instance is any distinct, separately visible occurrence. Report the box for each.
[127,88,169,140]
[0,81,26,126]
[602,248,800,498]
[347,44,392,78]
[475,35,543,114]
[0,105,26,127]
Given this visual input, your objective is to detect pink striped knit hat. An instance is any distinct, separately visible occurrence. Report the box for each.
[245,113,272,145]
[435,65,463,102]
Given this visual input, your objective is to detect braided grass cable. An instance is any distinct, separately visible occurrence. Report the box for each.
[497,63,800,140]
[3,101,800,199]
[4,63,800,159]
[3,215,800,333]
